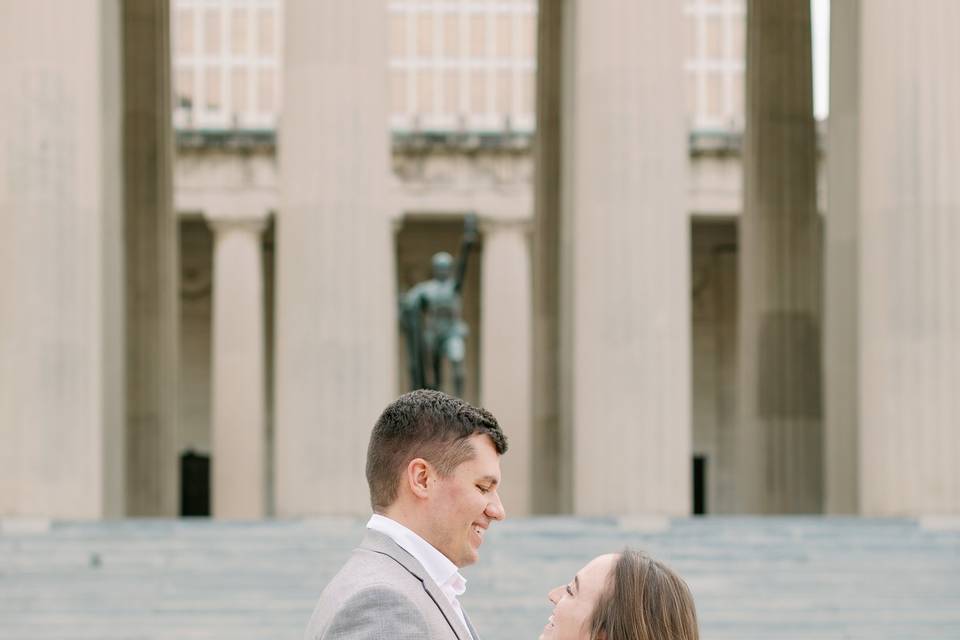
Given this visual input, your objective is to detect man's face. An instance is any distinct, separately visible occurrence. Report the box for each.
[427,433,505,567]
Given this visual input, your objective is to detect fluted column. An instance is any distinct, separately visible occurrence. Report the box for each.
[275,1,396,515]
[0,1,125,517]
[823,0,861,515]
[122,0,178,517]
[828,1,960,515]
[208,214,267,519]
[535,0,690,515]
[532,0,565,514]
[738,0,822,513]
[480,218,532,516]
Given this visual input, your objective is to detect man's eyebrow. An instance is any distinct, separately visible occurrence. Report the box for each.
[478,475,499,486]
[574,575,580,593]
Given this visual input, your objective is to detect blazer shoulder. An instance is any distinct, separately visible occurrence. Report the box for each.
[305,546,460,640]
[309,584,430,640]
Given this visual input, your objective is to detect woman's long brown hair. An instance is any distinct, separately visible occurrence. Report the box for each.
[588,549,699,640]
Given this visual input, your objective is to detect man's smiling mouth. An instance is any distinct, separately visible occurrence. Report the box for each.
[472,524,486,543]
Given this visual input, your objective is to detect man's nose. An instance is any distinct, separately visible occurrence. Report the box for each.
[486,491,506,521]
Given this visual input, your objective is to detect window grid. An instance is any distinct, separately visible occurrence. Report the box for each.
[684,0,746,132]
[388,0,536,133]
[432,9,443,116]
[173,0,281,130]
[171,1,743,135]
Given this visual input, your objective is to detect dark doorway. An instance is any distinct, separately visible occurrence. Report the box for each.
[180,451,210,516]
[693,455,707,515]
[394,216,483,404]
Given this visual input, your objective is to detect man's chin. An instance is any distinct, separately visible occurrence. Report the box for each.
[457,547,479,568]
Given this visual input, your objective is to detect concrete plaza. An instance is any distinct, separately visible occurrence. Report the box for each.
[2,516,959,639]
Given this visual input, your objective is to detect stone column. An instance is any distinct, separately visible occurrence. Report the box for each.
[532,0,566,514]
[122,0,179,517]
[480,218,532,516]
[207,214,268,519]
[535,0,690,515]
[713,247,739,514]
[738,0,822,514]
[0,1,126,518]
[823,0,861,515]
[827,1,960,515]
[275,1,396,515]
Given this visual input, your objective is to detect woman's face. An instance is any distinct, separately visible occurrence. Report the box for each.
[540,554,618,640]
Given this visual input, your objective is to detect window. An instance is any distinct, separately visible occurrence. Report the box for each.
[173,0,281,130]
[684,0,746,131]
[388,0,537,133]
[172,0,535,133]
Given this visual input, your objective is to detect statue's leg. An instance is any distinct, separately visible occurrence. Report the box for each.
[401,305,425,391]
[431,342,443,391]
[445,336,466,398]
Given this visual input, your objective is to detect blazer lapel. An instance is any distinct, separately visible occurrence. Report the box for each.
[418,569,474,640]
[359,530,473,640]
[462,609,481,640]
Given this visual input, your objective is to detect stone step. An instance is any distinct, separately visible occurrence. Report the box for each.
[2,517,958,640]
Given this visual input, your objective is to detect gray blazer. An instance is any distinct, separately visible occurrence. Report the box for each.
[305,529,480,640]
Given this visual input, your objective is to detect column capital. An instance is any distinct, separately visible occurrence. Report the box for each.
[478,215,532,237]
[203,211,270,235]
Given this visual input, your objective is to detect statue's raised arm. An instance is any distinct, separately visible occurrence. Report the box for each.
[454,212,478,295]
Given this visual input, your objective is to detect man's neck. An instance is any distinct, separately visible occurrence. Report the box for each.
[377,508,425,539]
[378,509,448,556]
[371,513,459,584]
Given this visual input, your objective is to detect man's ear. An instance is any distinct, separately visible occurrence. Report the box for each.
[406,458,432,499]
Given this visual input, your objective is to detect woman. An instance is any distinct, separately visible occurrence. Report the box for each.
[540,549,698,640]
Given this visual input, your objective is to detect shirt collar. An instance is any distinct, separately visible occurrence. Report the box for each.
[367,514,467,596]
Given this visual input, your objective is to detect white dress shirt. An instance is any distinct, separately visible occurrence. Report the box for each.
[367,514,470,634]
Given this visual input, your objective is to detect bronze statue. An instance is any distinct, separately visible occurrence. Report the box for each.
[401,214,478,397]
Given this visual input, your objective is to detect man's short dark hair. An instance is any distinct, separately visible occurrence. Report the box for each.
[366,389,508,511]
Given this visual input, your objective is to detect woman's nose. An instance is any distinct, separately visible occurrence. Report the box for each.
[547,586,562,605]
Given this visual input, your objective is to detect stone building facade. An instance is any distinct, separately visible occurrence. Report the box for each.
[3,0,959,519]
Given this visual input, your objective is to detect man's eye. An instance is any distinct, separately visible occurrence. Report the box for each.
[565,585,574,596]
[477,485,489,494]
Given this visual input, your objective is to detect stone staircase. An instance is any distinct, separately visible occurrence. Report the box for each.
[2,517,958,639]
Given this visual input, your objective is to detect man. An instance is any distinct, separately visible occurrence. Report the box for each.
[305,389,508,640]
